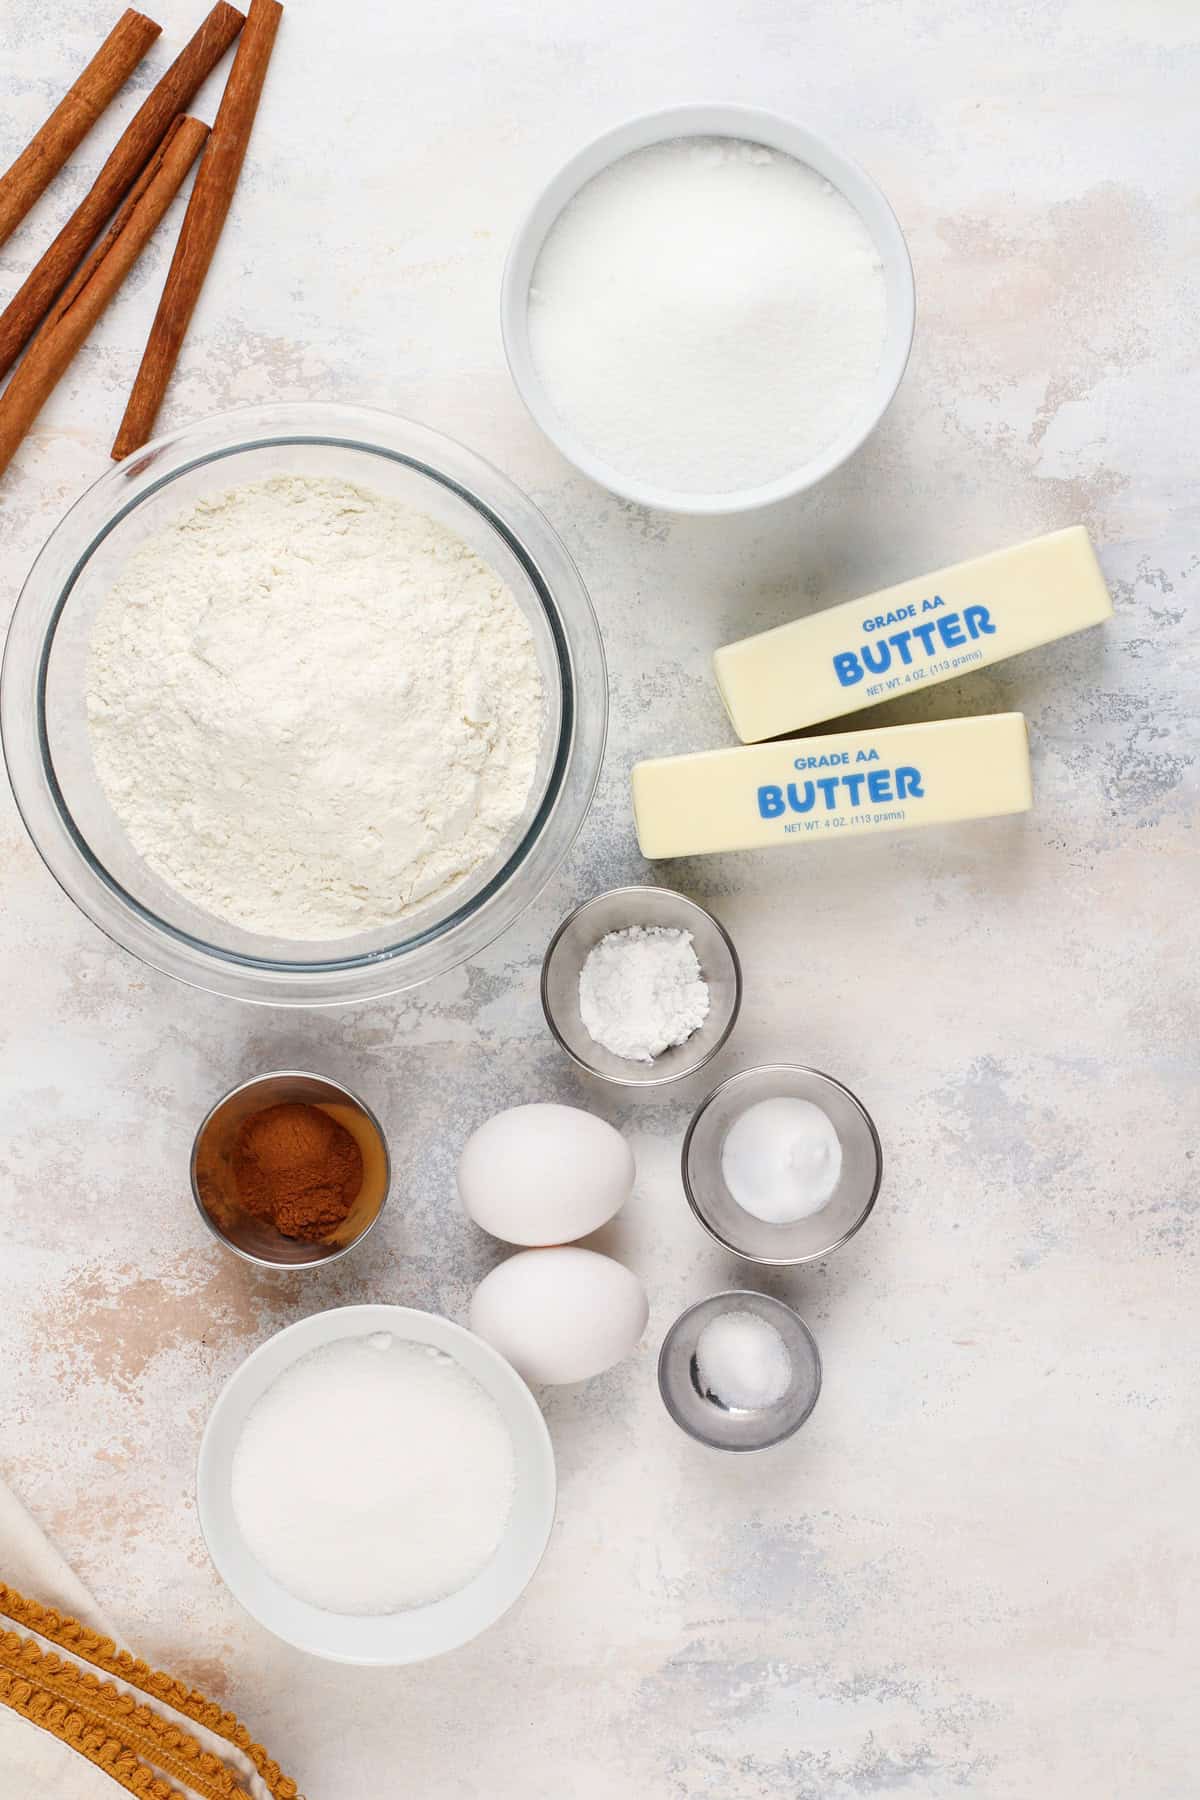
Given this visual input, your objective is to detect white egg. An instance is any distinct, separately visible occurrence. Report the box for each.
[457,1103,634,1246]
[469,1247,649,1385]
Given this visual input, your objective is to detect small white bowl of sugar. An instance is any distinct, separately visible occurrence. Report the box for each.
[197,1304,556,1664]
[502,103,915,514]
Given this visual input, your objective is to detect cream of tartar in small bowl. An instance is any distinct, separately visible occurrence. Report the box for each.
[540,884,741,1088]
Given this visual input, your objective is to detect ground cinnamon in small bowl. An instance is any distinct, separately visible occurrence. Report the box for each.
[231,1101,363,1242]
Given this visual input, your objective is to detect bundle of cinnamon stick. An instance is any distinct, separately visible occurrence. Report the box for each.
[0,0,282,482]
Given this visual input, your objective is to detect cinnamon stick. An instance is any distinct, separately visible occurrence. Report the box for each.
[52,115,191,316]
[0,10,162,250]
[0,1,244,381]
[0,116,210,482]
[112,0,282,460]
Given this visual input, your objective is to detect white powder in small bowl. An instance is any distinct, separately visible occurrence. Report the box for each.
[231,1333,516,1615]
[695,1310,793,1412]
[527,136,888,496]
[721,1096,843,1224]
[578,924,710,1063]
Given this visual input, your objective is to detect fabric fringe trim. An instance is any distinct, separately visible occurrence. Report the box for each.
[0,1583,300,1800]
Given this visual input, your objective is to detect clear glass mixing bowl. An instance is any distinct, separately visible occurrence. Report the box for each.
[1,403,607,1005]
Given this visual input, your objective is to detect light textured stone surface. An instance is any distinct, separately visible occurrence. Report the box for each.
[0,1,1196,1794]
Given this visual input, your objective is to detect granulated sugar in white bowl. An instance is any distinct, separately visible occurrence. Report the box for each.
[231,1332,517,1614]
[528,139,884,494]
[197,1304,556,1664]
[503,105,915,514]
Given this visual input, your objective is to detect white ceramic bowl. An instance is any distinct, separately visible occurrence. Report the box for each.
[502,103,915,515]
[196,1304,556,1664]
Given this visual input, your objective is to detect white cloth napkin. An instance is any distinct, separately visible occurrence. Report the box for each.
[0,1477,122,1796]
[0,1472,278,1799]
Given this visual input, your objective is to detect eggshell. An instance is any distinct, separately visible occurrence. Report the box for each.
[457,1103,635,1246]
[469,1247,649,1385]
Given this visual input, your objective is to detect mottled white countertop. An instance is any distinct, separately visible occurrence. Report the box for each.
[1,0,1196,1794]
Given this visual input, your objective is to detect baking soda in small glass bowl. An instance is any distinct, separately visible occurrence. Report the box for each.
[658,1290,822,1450]
[720,1096,843,1224]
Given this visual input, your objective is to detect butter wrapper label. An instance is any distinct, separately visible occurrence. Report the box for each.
[713,526,1111,742]
[632,713,1032,860]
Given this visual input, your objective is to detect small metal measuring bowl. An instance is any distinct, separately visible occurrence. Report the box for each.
[682,1064,882,1265]
[190,1070,391,1270]
[540,885,741,1087]
[658,1290,822,1451]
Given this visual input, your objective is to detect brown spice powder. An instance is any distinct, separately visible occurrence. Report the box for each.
[231,1101,363,1242]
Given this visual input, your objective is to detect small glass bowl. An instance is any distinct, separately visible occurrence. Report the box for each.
[682,1064,882,1264]
[658,1290,822,1451]
[540,884,741,1087]
[0,402,607,1006]
[191,1070,390,1269]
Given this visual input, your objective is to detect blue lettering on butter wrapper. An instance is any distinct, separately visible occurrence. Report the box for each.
[832,603,997,686]
[758,766,924,819]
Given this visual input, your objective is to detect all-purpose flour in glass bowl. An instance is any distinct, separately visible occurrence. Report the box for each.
[86,475,546,941]
[0,404,607,1004]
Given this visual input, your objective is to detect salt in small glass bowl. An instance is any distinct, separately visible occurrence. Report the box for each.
[658,1289,822,1451]
[540,884,741,1088]
[682,1063,882,1264]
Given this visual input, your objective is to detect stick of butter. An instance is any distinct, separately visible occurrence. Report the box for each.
[713,526,1111,743]
[632,713,1032,859]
